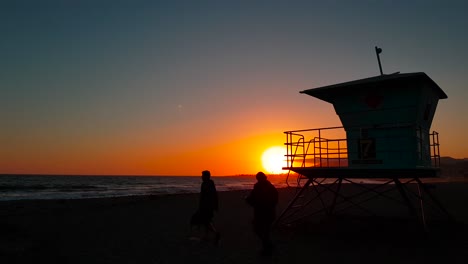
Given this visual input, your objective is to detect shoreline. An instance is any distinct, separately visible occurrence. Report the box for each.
[1,176,465,203]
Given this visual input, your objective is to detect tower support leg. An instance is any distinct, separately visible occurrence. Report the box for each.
[414,178,454,221]
[327,178,343,216]
[394,178,418,218]
[274,179,311,227]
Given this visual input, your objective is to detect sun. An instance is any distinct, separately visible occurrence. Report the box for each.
[261,146,286,174]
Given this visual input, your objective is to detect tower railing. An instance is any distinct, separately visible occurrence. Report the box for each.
[284,126,348,169]
[430,131,440,167]
[284,125,441,170]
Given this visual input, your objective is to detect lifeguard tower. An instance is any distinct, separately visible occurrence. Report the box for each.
[276,50,449,228]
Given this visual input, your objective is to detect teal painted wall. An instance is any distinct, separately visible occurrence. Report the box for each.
[328,82,440,169]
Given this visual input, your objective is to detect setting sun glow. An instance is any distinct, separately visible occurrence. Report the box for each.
[261,146,287,174]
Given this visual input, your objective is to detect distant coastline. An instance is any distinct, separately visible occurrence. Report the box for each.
[440,156,468,178]
[1,157,466,178]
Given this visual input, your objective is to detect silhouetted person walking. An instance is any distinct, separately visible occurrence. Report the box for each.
[190,170,220,245]
[246,172,278,256]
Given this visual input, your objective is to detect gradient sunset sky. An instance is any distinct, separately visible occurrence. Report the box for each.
[1,1,467,176]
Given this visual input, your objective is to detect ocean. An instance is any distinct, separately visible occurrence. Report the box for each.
[0,174,290,201]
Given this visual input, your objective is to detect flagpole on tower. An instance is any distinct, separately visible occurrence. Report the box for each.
[375,46,383,75]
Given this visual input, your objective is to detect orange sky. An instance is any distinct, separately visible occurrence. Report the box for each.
[1,131,287,176]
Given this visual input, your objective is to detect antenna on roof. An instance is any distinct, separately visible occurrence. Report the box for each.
[375,46,384,75]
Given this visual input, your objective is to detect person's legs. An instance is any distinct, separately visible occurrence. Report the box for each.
[261,225,273,255]
[253,220,273,255]
[208,222,221,246]
[198,211,211,239]
[200,214,220,245]
[189,211,202,239]
[200,223,210,240]
[199,222,220,245]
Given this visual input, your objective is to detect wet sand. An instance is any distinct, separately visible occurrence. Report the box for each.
[1,181,467,263]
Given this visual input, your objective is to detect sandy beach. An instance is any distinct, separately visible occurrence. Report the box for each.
[1,181,467,264]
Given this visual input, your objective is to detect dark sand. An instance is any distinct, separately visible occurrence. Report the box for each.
[1,181,467,264]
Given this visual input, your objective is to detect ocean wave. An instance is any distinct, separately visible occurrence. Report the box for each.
[0,175,261,201]
[0,184,103,191]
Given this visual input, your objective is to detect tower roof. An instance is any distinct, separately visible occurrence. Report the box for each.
[300,72,448,103]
